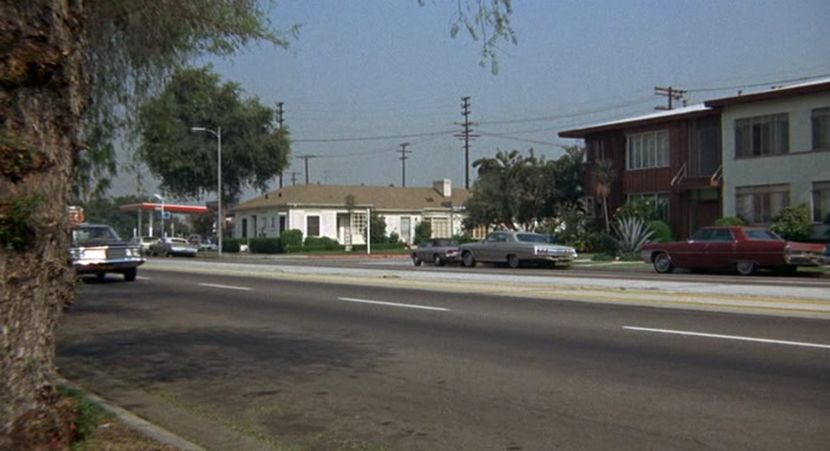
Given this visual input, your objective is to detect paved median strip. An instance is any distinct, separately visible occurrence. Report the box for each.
[623,326,830,349]
[338,297,450,312]
[197,282,252,291]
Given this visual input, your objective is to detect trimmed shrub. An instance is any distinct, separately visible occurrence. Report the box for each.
[222,238,241,253]
[713,216,746,226]
[304,236,342,250]
[413,221,431,246]
[647,220,673,243]
[249,237,282,254]
[388,232,400,243]
[771,203,812,241]
[280,229,303,247]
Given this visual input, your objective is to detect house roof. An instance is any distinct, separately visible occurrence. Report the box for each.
[704,77,830,107]
[558,104,714,138]
[231,183,470,213]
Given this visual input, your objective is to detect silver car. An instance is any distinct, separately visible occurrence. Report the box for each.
[459,231,577,268]
[149,237,199,257]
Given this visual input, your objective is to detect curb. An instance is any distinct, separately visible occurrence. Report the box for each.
[58,378,205,451]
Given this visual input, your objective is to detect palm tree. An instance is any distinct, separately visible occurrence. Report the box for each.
[592,159,617,232]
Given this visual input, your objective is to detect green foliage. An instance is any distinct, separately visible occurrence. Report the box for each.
[452,233,478,244]
[367,212,387,243]
[592,158,617,233]
[222,238,241,253]
[58,385,112,444]
[280,229,303,247]
[77,0,295,199]
[388,232,401,243]
[0,194,43,252]
[138,66,290,204]
[304,236,341,250]
[191,212,215,240]
[82,195,145,239]
[549,203,598,252]
[771,203,812,241]
[614,199,658,222]
[414,221,432,245]
[646,220,673,243]
[612,216,654,255]
[713,216,746,226]
[465,147,585,231]
[249,237,282,254]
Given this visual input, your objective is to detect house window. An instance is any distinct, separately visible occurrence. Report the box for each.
[580,196,596,218]
[735,113,789,158]
[306,215,320,237]
[428,217,450,238]
[813,107,830,150]
[278,215,286,233]
[351,212,367,237]
[241,218,248,239]
[627,130,669,170]
[626,192,670,222]
[735,184,790,224]
[813,181,830,223]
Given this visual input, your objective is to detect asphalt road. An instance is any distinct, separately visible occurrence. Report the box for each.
[57,269,830,450]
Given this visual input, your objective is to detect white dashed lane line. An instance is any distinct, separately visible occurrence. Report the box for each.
[624,326,830,350]
[338,297,450,312]
[198,282,253,291]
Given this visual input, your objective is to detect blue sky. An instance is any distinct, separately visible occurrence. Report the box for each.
[116,0,830,198]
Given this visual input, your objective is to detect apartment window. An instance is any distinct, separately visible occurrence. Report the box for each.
[735,113,789,158]
[306,215,320,237]
[627,130,669,170]
[626,192,670,222]
[813,181,830,223]
[813,107,830,150]
[735,184,790,224]
[580,196,596,218]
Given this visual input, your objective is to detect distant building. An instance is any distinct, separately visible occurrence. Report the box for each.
[229,179,469,244]
[704,78,830,237]
[559,104,722,239]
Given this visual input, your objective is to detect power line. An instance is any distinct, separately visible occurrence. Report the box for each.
[654,86,687,110]
[477,131,560,147]
[293,129,455,143]
[477,96,654,125]
[686,73,830,93]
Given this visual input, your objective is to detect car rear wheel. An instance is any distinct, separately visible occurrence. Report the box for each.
[736,261,757,276]
[462,252,476,268]
[123,268,137,282]
[433,254,445,266]
[653,252,674,274]
[411,254,422,266]
[507,254,520,269]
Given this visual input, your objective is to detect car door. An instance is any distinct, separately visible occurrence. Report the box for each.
[703,228,736,268]
[673,228,712,268]
[481,233,504,261]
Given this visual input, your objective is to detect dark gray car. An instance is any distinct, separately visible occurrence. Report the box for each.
[70,224,145,281]
[459,231,577,268]
[411,238,460,266]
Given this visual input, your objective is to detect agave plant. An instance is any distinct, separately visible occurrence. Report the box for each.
[612,216,654,255]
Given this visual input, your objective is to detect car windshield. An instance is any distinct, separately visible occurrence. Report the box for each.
[169,238,188,244]
[745,229,782,241]
[516,233,549,243]
[72,226,120,244]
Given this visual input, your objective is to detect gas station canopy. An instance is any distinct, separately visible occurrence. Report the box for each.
[119,203,209,214]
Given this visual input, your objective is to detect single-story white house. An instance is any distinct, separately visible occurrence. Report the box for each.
[230,179,469,244]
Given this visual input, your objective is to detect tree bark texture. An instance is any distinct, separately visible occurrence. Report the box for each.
[1,0,85,448]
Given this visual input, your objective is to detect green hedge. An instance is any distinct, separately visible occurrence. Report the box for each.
[281,229,303,247]
[222,238,242,253]
[304,236,341,250]
[352,242,407,251]
[249,237,282,254]
[647,220,673,243]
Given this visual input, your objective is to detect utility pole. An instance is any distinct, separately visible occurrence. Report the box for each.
[296,155,316,184]
[454,96,478,189]
[654,86,687,110]
[397,142,412,187]
[277,101,285,188]
[287,171,300,186]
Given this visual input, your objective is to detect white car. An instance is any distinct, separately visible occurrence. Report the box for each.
[149,237,199,257]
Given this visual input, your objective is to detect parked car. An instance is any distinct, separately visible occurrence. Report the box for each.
[70,224,145,281]
[149,237,199,257]
[641,226,828,275]
[459,231,577,268]
[129,236,159,256]
[411,238,460,266]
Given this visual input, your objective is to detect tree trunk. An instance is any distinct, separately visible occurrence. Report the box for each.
[1,0,86,448]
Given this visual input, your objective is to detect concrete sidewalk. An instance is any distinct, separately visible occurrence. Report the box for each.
[145,259,830,319]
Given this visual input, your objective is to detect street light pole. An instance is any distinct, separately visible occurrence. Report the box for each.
[191,126,223,256]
